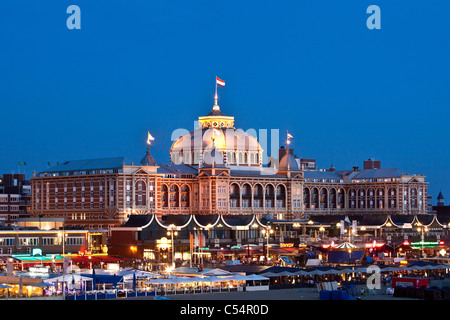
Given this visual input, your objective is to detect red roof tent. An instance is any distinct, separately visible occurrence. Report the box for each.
[100,256,120,262]
[71,256,91,263]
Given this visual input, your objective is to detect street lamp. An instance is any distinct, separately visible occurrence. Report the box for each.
[417,224,428,258]
[167,224,178,267]
[261,225,274,263]
[57,231,65,255]
[319,226,325,239]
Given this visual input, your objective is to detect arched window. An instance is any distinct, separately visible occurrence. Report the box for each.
[229,183,240,208]
[311,188,319,208]
[337,188,345,209]
[376,188,384,209]
[411,188,418,209]
[161,185,169,208]
[320,188,328,209]
[329,188,336,209]
[265,185,275,208]
[135,180,146,206]
[276,185,286,208]
[181,185,190,207]
[358,189,366,209]
[348,188,356,209]
[388,188,397,209]
[303,188,310,209]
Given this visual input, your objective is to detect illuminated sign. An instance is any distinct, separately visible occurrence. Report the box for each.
[364,243,385,249]
[322,242,336,249]
[32,248,43,256]
[410,241,444,249]
[280,243,294,248]
[156,237,172,249]
[78,250,92,256]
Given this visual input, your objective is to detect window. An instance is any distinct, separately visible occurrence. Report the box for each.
[230,199,238,208]
[42,237,61,246]
[19,237,39,246]
[0,238,15,246]
[65,237,84,246]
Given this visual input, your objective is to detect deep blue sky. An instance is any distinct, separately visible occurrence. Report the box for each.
[0,0,449,205]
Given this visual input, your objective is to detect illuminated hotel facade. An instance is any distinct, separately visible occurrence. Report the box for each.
[30,95,429,230]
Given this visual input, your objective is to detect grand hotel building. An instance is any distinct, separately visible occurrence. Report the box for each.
[30,97,429,230]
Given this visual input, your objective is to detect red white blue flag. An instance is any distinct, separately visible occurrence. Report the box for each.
[216,77,225,87]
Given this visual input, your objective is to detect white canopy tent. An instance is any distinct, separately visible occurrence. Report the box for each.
[243,274,269,281]
[44,274,94,291]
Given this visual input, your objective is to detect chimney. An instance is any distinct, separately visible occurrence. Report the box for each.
[364,159,381,170]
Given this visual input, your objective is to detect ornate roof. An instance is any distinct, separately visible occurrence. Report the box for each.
[277,150,300,173]
[140,150,157,166]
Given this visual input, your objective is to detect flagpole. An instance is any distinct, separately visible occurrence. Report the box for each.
[214,76,218,107]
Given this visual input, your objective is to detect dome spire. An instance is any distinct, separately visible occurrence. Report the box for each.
[214,76,225,111]
[140,131,157,166]
[286,131,293,170]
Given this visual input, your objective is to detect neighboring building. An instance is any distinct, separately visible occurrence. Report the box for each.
[0,217,107,256]
[433,192,450,216]
[0,174,31,225]
[437,191,445,206]
[30,93,430,230]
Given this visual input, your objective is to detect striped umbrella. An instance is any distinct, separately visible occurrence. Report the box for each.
[335,242,357,249]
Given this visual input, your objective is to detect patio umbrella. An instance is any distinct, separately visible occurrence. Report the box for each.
[308,269,329,275]
[326,268,349,275]
[224,274,247,281]
[132,272,137,290]
[275,271,297,277]
[244,274,269,281]
[379,267,397,272]
[202,276,223,283]
[339,268,359,274]
[335,242,357,249]
[259,272,280,278]
[293,270,311,276]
